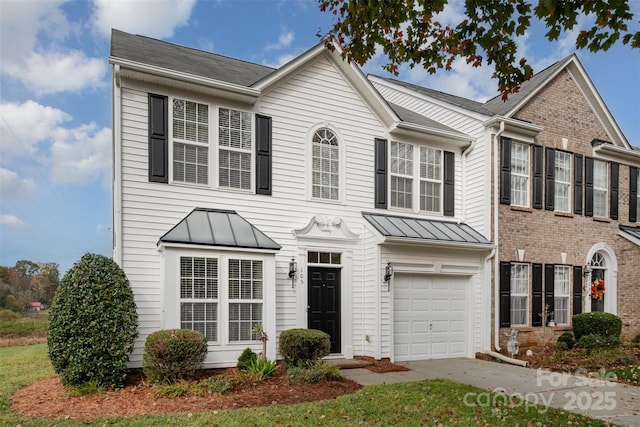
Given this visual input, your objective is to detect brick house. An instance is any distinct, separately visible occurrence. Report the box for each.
[372,54,640,352]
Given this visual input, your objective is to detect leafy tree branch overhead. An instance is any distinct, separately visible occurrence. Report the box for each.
[318,0,639,99]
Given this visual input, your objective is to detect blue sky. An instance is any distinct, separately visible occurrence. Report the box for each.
[1,0,639,274]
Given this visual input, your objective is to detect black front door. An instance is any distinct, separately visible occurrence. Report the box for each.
[308,266,341,353]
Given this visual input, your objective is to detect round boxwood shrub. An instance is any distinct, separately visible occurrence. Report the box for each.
[557,332,575,350]
[237,347,257,372]
[572,312,622,341]
[48,253,138,389]
[278,328,330,367]
[143,329,208,384]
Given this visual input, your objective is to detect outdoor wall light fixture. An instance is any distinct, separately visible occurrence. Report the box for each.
[288,257,297,288]
[583,262,593,277]
[384,261,394,282]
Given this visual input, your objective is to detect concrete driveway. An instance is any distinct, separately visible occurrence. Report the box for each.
[341,358,640,426]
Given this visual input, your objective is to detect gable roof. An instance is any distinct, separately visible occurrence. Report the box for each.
[370,74,493,116]
[110,29,275,87]
[482,55,573,116]
[159,208,281,250]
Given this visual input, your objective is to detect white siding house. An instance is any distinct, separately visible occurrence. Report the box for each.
[110,29,494,368]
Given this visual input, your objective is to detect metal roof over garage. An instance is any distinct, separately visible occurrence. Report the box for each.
[363,212,493,249]
[159,208,281,250]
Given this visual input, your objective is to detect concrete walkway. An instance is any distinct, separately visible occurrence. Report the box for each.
[340,358,640,426]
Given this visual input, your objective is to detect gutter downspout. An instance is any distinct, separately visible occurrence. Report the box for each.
[112,64,122,266]
[460,140,475,224]
[493,121,505,352]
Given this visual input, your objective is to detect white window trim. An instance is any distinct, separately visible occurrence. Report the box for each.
[593,160,608,218]
[167,96,256,192]
[554,265,570,325]
[169,97,211,187]
[554,151,572,213]
[305,123,345,204]
[390,140,444,215]
[510,263,529,327]
[510,142,530,208]
[162,247,274,351]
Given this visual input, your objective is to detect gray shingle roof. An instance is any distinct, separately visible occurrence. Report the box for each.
[363,212,492,247]
[110,29,275,87]
[483,55,574,116]
[159,208,281,250]
[371,75,494,116]
[387,102,468,137]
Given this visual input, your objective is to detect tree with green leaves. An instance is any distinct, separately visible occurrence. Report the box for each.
[318,0,639,99]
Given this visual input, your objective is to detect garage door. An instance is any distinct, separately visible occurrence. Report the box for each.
[394,274,468,361]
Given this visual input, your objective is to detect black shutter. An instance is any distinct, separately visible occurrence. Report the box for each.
[544,148,555,210]
[573,266,583,315]
[574,154,583,215]
[544,264,555,322]
[499,262,511,327]
[630,166,638,222]
[374,138,388,209]
[148,93,168,183]
[500,137,511,205]
[610,162,619,220]
[443,151,455,216]
[532,263,543,327]
[584,157,594,217]
[533,145,544,209]
[255,114,272,195]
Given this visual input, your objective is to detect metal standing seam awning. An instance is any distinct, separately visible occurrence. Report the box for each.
[362,212,494,250]
[158,208,281,250]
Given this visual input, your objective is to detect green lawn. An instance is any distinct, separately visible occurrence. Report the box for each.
[0,344,608,426]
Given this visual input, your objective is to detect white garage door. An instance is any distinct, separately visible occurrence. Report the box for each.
[394,274,468,361]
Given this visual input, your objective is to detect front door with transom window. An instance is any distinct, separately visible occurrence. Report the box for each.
[308,266,341,353]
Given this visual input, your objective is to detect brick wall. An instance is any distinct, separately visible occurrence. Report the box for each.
[493,69,640,350]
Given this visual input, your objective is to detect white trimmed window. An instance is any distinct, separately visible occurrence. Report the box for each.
[219,108,252,190]
[180,257,218,341]
[510,142,530,207]
[391,141,413,209]
[311,128,339,200]
[510,263,529,326]
[554,151,571,213]
[419,147,443,213]
[593,160,608,217]
[228,259,263,342]
[554,265,570,325]
[172,99,209,185]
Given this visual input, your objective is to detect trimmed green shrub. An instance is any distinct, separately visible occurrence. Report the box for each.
[237,347,257,372]
[193,375,235,395]
[285,361,343,384]
[572,312,622,341]
[48,253,138,389]
[279,328,330,368]
[143,329,208,384]
[578,333,622,351]
[557,332,575,350]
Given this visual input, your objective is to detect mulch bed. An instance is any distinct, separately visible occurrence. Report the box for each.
[11,357,409,420]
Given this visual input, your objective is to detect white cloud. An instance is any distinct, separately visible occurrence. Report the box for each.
[0,168,36,201]
[50,123,112,186]
[90,0,196,39]
[3,51,106,96]
[0,101,71,159]
[0,214,30,231]
[265,30,295,51]
[0,0,105,95]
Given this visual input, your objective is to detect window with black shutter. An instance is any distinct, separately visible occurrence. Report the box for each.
[148,93,168,183]
[255,114,272,195]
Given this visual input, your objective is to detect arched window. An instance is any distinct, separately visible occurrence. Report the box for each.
[311,128,339,200]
